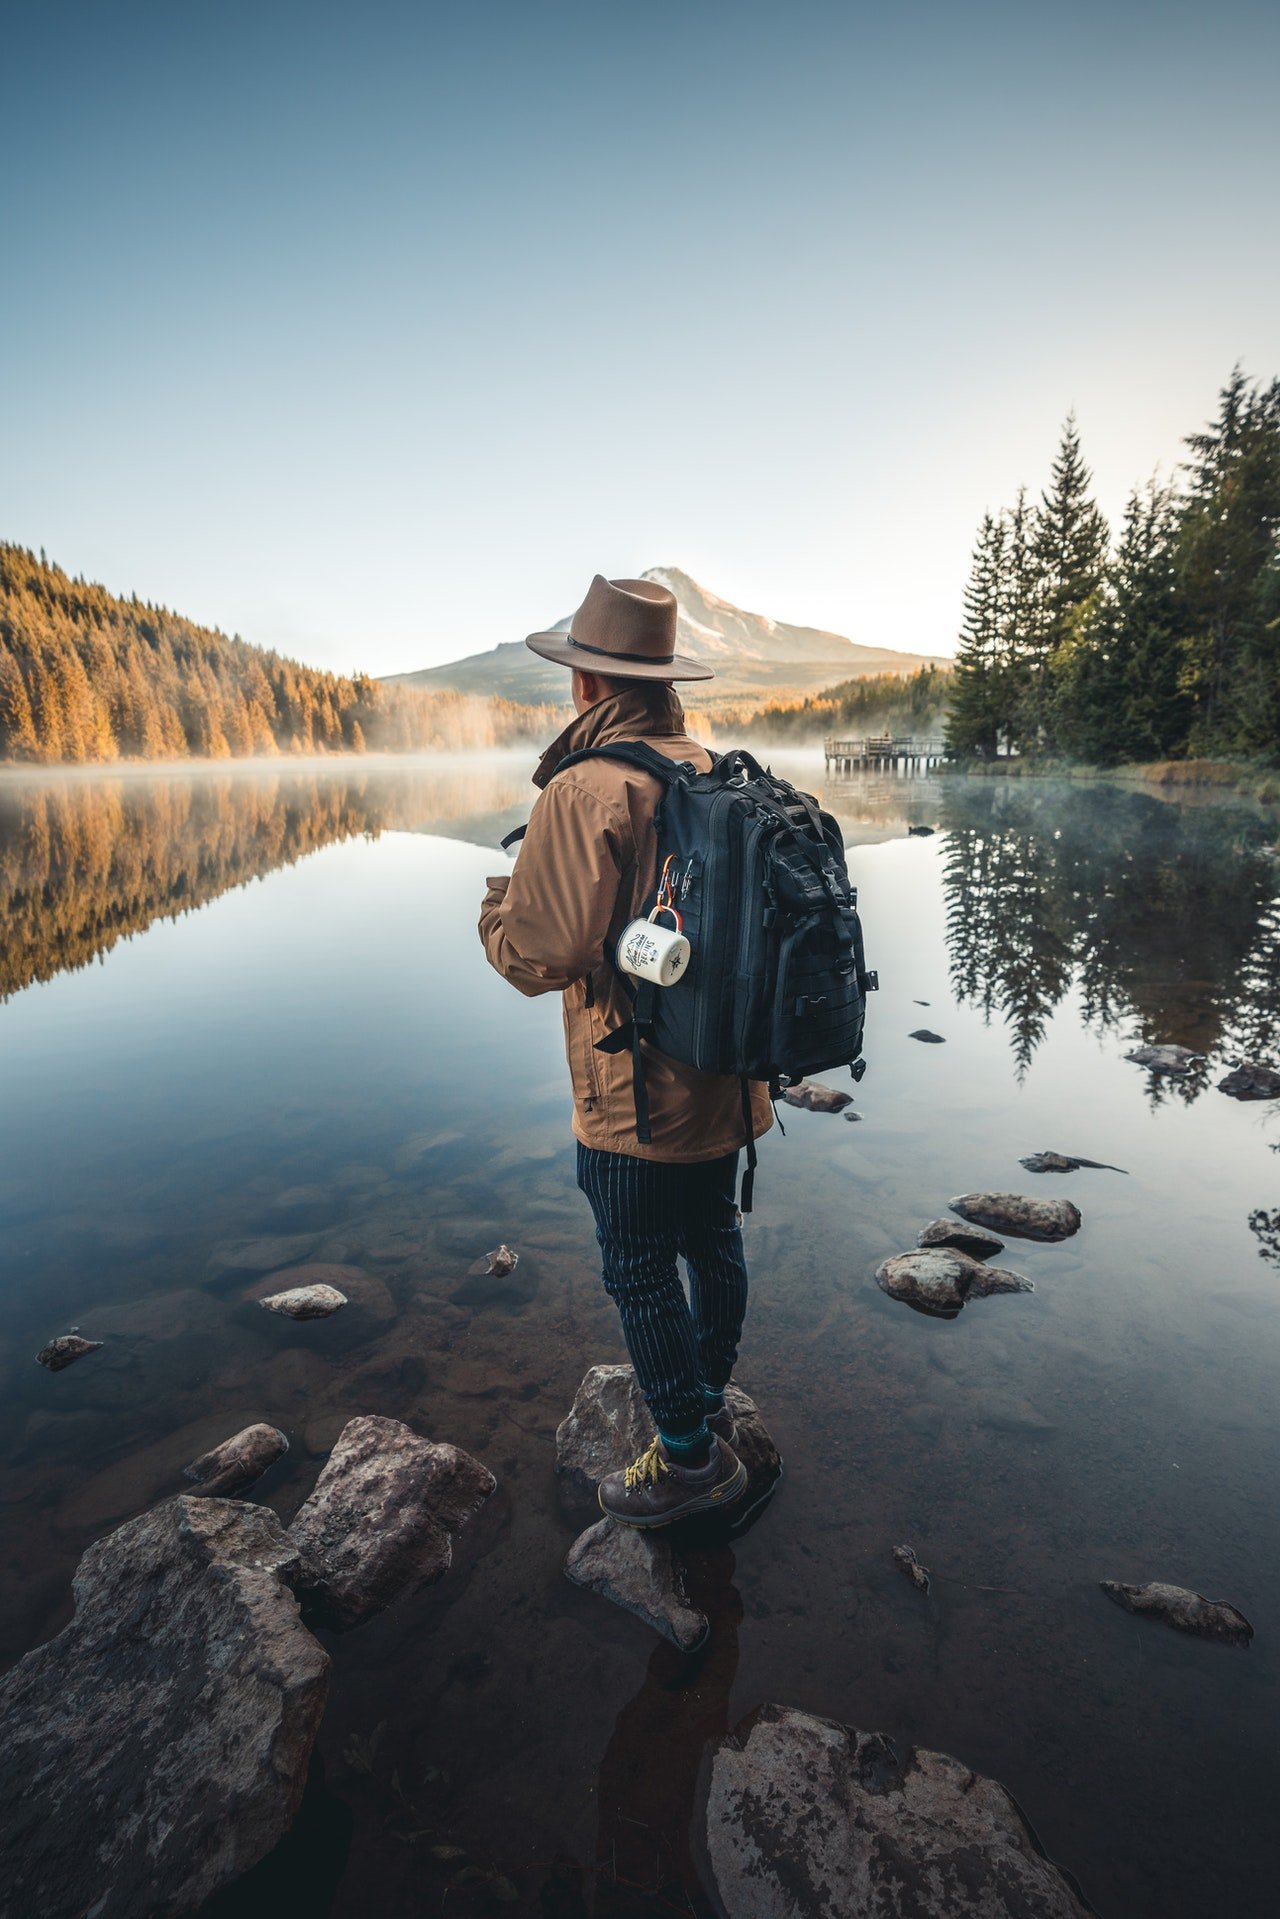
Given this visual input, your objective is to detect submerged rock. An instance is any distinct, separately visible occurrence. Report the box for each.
[950,1192,1081,1241]
[1100,1579,1253,1647]
[876,1248,1032,1318]
[892,1544,931,1593]
[1126,1043,1201,1076]
[1020,1150,1126,1174]
[484,1244,519,1277]
[185,1422,289,1496]
[556,1366,781,1507]
[701,1704,1091,1919]
[565,1519,707,1651]
[1217,1060,1280,1101]
[289,1415,495,1630]
[206,1232,320,1282]
[909,1028,946,1043]
[781,1079,852,1113]
[0,1496,329,1918]
[256,1262,395,1322]
[35,1333,102,1372]
[258,1283,348,1320]
[917,1217,1005,1259]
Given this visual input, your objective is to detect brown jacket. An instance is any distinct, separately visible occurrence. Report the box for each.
[479,685,773,1162]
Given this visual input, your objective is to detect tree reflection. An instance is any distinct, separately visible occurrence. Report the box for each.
[938,779,1280,1091]
[0,762,532,1002]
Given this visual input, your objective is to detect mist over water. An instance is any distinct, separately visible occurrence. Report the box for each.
[1,755,1278,1916]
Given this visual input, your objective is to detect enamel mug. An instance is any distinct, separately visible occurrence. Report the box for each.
[617,915,691,987]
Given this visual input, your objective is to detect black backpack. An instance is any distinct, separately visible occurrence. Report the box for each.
[514,742,878,1210]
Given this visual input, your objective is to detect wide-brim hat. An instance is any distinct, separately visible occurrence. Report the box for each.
[525,573,714,682]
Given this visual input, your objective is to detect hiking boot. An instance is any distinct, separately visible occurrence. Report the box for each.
[598,1434,748,1529]
[706,1401,738,1445]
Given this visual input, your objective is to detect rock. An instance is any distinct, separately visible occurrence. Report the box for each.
[917,1217,1005,1259]
[556,1365,655,1489]
[909,1029,945,1042]
[907,825,935,836]
[1100,1580,1253,1647]
[876,1248,1032,1317]
[1217,1060,1280,1101]
[259,1283,348,1320]
[1126,1043,1201,1076]
[564,1519,707,1651]
[0,1496,329,1918]
[949,1192,1081,1241]
[1020,1150,1127,1174]
[913,998,930,1004]
[206,1232,320,1282]
[485,1244,519,1276]
[843,1107,862,1122]
[556,1366,781,1507]
[256,1262,395,1322]
[34,1334,102,1372]
[781,1079,852,1113]
[268,1184,338,1227]
[892,1544,930,1592]
[185,1422,289,1496]
[289,1415,495,1630]
[701,1704,1090,1919]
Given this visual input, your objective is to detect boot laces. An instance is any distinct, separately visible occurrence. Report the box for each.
[624,1436,670,1490]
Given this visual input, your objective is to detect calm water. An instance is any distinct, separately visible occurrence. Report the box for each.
[2,755,1279,1917]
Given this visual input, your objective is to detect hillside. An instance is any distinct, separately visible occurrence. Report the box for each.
[0,545,561,763]
[388,566,947,710]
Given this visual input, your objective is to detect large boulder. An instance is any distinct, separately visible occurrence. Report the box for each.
[0,1496,329,1919]
[556,1365,781,1506]
[949,1192,1081,1241]
[876,1248,1032,1318]
[565,1519,707,1651]
[289,1415,495,1630]
[701,1704,1091,1918]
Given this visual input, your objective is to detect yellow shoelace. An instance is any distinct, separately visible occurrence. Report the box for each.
[624,1436,671,1490]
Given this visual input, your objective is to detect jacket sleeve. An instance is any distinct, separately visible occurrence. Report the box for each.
[478,779,629,997]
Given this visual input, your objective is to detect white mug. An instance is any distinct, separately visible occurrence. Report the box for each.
[617,915,691,987]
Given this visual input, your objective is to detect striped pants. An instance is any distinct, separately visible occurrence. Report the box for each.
[576,1144,749,1437]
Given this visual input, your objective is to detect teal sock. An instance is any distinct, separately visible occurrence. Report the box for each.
[702,1384,726,1413]
[659,1420,712,1460]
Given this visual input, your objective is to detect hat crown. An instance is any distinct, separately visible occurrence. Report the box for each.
[570,574,678,665]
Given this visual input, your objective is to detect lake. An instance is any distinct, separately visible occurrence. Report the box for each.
[1,753,1278,1917]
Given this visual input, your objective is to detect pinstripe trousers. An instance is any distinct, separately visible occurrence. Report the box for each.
[576,1144,750,1438]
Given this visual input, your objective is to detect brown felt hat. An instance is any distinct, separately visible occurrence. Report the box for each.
[525,574,714,682]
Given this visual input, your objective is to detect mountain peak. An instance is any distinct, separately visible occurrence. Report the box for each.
[387,569,946,709]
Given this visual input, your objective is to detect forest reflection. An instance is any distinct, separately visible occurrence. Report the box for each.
[0,760,532,1002]
[938,779,1280,1085]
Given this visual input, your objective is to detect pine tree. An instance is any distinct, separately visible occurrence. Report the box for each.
[947,513,1006,757]
[1029,414,1109,750]
[1176,369,1280,753]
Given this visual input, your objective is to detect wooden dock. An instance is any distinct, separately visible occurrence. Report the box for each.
[824,735,948,775]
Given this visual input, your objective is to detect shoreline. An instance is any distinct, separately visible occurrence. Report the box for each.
[939,755,1280,810]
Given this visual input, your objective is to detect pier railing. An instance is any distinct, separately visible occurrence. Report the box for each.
[824,736,949,774]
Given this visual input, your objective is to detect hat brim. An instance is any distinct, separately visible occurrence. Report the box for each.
[525,632,715,682]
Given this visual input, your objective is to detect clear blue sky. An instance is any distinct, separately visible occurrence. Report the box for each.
[3,0,1277,672]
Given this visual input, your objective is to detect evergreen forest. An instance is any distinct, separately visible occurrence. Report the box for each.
[0,545,562,762]
[946,369,1280,766]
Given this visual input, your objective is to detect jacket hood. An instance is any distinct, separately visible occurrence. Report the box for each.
[533,684,687,789]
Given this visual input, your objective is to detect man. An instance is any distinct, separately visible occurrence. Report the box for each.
[479,574,772,1526]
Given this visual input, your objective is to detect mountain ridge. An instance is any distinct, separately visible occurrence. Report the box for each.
[387,567,946,708]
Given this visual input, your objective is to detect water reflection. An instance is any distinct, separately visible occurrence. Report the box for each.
[936,779,1280,1083]
[0,761,531,1002]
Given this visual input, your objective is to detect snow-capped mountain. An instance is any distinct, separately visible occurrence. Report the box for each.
[387,567,944,707]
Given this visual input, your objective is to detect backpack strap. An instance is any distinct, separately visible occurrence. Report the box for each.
[549,741,696,785]
[739,1075,758,1214]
